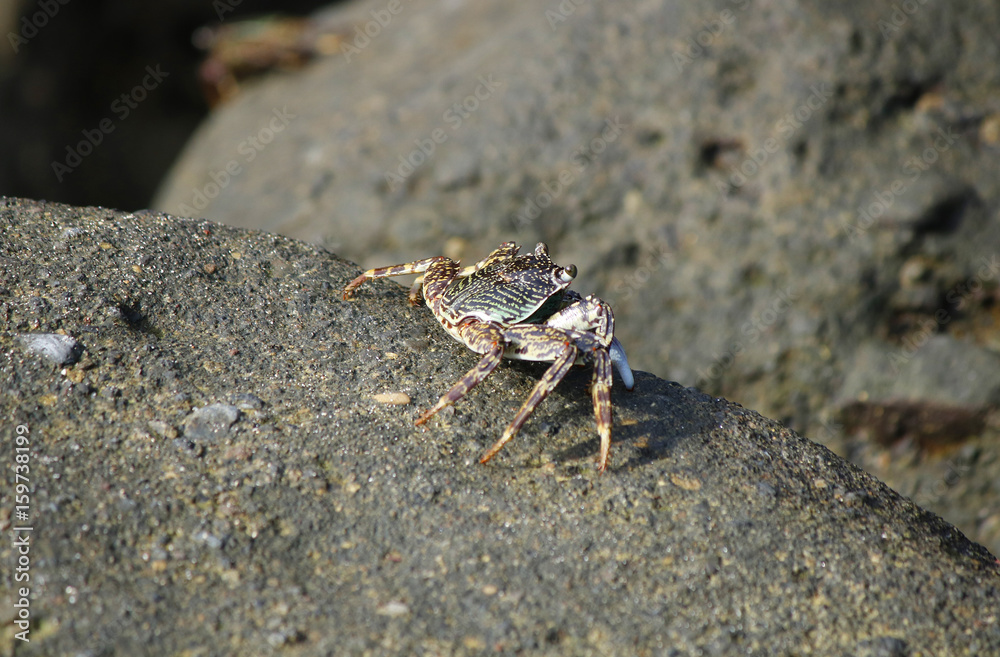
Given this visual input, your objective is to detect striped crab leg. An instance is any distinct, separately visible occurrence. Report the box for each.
[415,320,506,425]
[341,256,448,302]
[479,338,578,467]
[341,242,519,304]
[589,346,613,471]
[478,323,615,467]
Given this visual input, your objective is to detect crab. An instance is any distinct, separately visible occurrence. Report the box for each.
[342,241,635,471]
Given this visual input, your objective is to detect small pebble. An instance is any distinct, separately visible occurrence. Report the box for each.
[59,227,85,240]
[376,601,410,617]
[373,392,410,405]
[670,472,703,491]
[17,333,82,365]
[233,393,264,411]
[183,404,241,441]
[148,420,179,439]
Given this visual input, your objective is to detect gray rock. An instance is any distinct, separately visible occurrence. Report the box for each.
[1,198,997,655]
[183,403,240,441]
[17,332,82,365]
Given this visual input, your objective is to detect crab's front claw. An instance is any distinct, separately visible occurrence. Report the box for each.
[610,337,635,391]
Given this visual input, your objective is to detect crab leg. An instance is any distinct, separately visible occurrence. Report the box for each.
[590,349,613,471]
[415,323,506,425]
[343,242,520,302]
[480,337,578,466]
[454,241,518,277]
[341,256,448,300]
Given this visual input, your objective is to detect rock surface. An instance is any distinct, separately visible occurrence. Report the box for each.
[1,198,998,655]
[152,0,1000,555]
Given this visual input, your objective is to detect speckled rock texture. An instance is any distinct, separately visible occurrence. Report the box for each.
[152,0,1000,557]
[1,198,997,655]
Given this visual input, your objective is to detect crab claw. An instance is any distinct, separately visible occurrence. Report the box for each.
[609,337,635,390]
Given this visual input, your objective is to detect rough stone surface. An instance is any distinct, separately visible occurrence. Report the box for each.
[152,0,1000,553]
[1,198,998,655]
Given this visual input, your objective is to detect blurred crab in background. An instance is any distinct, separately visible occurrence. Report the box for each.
[343,241,634,471]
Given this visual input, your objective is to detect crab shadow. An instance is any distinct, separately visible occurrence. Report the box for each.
[505,365,699,471]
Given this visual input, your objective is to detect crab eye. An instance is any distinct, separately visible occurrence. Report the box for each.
[534,243,549,257]
[560,264,577,281]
